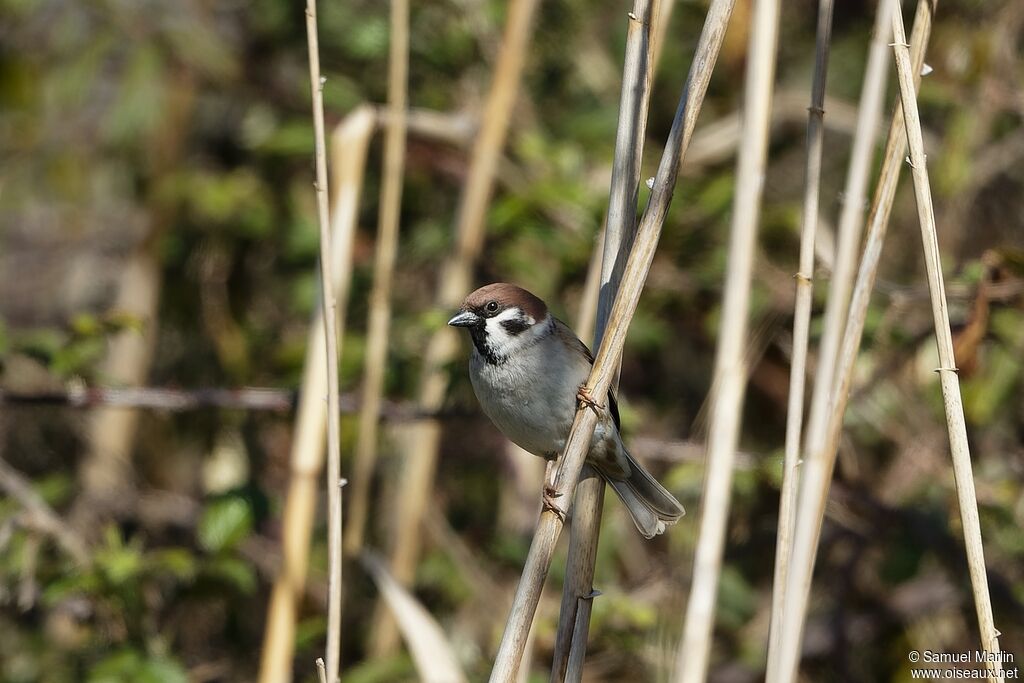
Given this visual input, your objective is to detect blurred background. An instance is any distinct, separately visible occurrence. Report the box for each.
[1,0,1022,681]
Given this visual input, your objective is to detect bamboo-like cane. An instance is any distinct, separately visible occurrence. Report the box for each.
[489,1,736,679]
[369,0,542,656]
[257,107,373,683]
[345,0,409,556]
[765,0,834,677]
[304,0,345,679]
[672,0,780,680]
[772,2,932,681]
[889,4,1003,678]
[550,4,659,681]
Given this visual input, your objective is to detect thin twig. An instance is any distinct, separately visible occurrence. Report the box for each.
[673,0,780,678]
[0,386,295,411]
[345,0,409,556]
[370,0,542,656]
[890,3,1003,678]
[0,457,90,565]
[766,0,834,678]
[489,0,736,677]
[0,386,473,421]
[303,1,344,679]
[773,2,932,681]
[551,2,658,680]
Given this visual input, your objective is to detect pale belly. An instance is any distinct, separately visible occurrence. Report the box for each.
[469,346,617,461]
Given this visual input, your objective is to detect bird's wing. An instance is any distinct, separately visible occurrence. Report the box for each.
[553,316,621,430]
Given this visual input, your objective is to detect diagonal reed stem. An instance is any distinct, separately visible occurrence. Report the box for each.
[890,3,1003,678]
[489,0,737,678]
[773,2,936,681]
[551,2,659,680]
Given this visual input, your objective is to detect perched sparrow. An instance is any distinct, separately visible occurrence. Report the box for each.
[448,282,684,538]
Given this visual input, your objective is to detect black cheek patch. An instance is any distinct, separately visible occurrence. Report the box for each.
[500,317,531,336]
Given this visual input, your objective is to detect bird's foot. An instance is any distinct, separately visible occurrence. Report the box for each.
[542,486,566,522]
[576,384,603,413]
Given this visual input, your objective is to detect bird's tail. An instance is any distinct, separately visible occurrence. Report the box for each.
[601,450,685,539]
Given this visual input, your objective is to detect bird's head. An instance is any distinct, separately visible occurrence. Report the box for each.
[448,283,551,363]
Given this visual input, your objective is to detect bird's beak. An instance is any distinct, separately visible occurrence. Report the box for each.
[447,310,480,327]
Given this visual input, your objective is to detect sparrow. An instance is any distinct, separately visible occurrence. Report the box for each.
[448,282,684,538]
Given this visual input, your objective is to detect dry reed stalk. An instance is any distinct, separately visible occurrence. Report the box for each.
[258,107,374,683]
[672,0,780,679]
[496,227,605,541]
[362,551,468,682]
[304,0,344,677]
[800,0,894,481]
[650,0,675,71]
[889,3,1003,677]
[575,223,607,346]
[765,0,834,677]
[369,0,542,656]
[551,2,659,680]
[344,0,409,555]
[489,0,737,678]
[772,2,932,680]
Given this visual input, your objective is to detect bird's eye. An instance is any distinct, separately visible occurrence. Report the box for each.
[485,301,499,314]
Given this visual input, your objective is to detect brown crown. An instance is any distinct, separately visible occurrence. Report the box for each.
[461,283,548,321]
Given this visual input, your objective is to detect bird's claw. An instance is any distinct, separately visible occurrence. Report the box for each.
[576,385,603,413]
[542,486,566,522]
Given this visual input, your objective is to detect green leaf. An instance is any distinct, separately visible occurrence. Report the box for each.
[96,542,143,586]
[203,555,257,594]
[88,649,188,683]
[197,497,253,553]
[146,549,198,582]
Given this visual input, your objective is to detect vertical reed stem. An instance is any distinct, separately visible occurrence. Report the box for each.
[370,0,542,655]
[551,2,659,680]
[345,0,410,555]
[258,108,374,683]
[766,0,834,677]
[304,0,344,679]
[673,0,780,678]
[490,0,736,677]
[774,2,932,681]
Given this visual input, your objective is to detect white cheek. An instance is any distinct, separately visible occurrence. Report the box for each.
[484,309,549,358]
[484,317,515,348]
